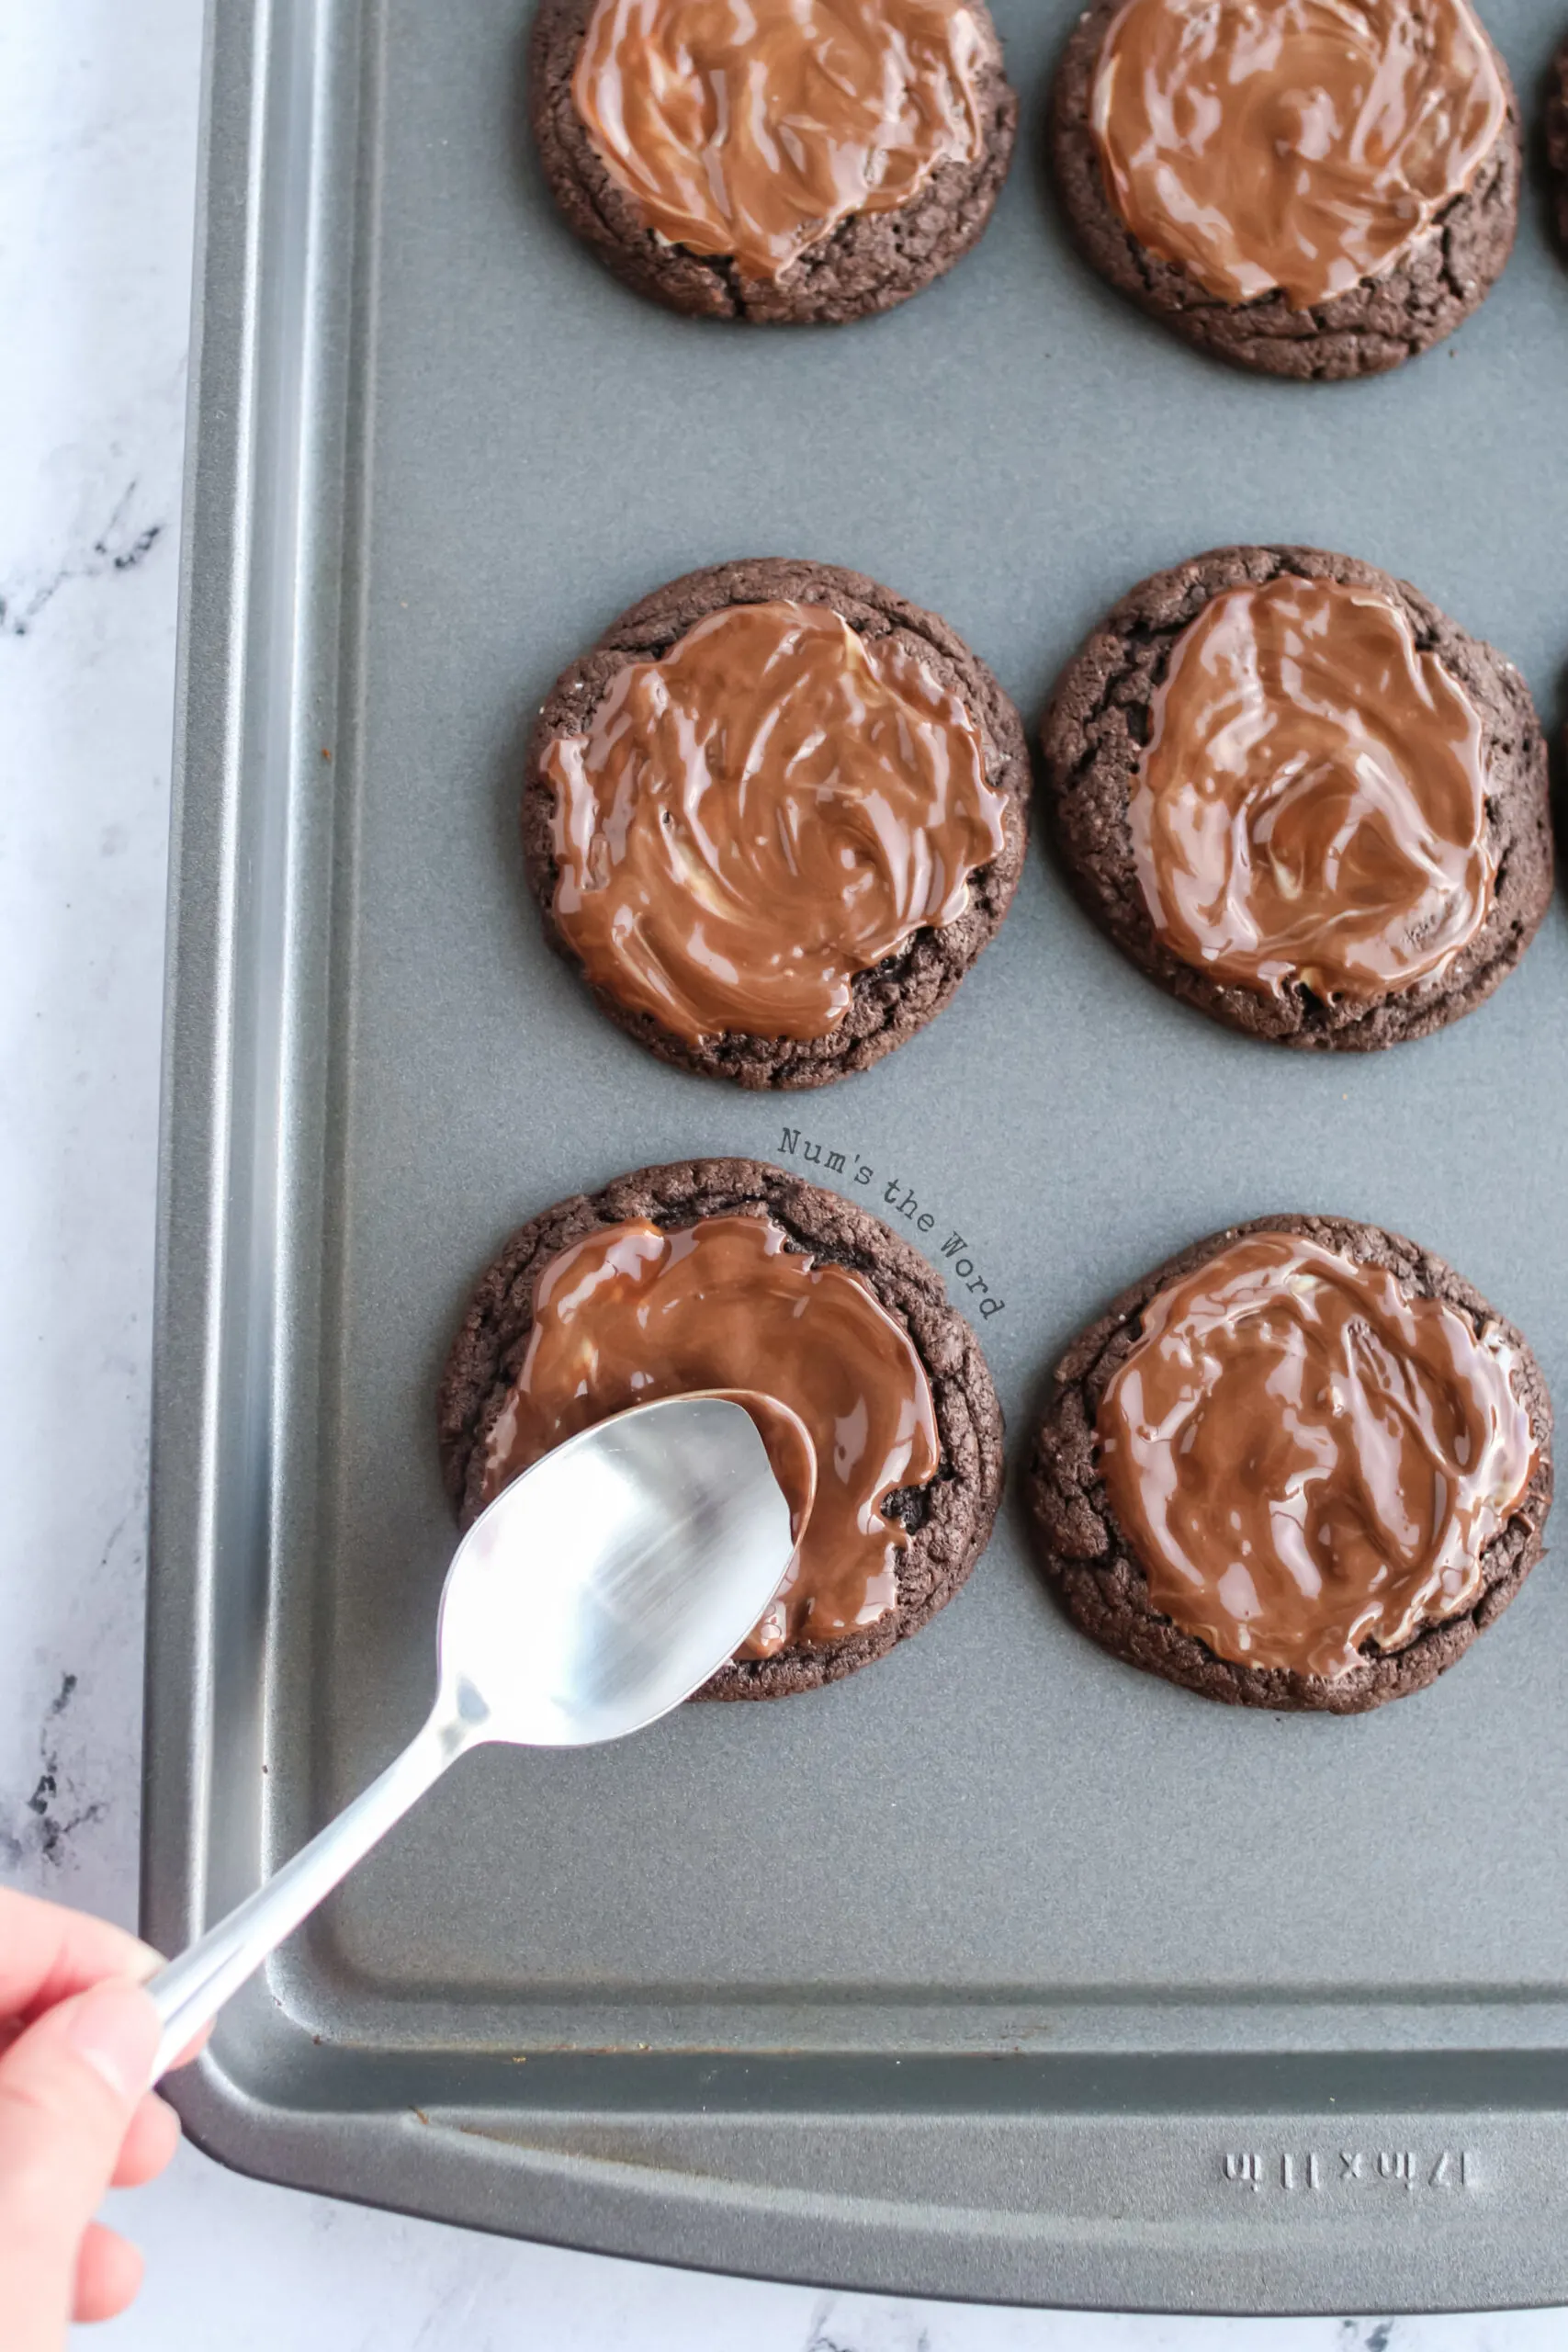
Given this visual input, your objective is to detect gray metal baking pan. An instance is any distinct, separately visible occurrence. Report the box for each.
[144,0,1568,2313]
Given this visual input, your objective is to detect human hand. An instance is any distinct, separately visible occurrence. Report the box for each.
[0,1886,197,2346]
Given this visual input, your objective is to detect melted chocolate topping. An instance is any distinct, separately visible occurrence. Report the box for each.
[545,598,1005,1044]
[1091,0,1507,309]
[478,1214,941,1657]
[1130,575,1493,1002]
[572,0,987,282]
[1096,1232,1538,1678]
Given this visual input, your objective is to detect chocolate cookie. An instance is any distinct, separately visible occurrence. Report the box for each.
[530,0,1017,324]
[1049,0,1520,379]
[525,558,1031,1087]
[438,1158,1004,1700]
[1027,1215,1554,1716]
[1042,545,1552,1051]
[1550,34,1568,250]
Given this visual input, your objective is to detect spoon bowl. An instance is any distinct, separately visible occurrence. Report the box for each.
[437,1392,798,1744]
[147,1394,795,2077]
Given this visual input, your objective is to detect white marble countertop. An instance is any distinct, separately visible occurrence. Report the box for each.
[0,4,1562,2346]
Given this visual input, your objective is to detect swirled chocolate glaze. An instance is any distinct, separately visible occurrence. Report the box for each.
[1090,0,1508,309]
[1096,1233,1539,1679]
[570,0,987,283]
[1130,574,1493,1002]
[544,599,1005,1044]
[477,1214,940,1657]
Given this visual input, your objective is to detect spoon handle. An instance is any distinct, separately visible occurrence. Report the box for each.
[146,1707,473,2082]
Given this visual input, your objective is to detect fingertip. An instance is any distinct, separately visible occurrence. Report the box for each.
[164,2015,213,2073]
[0,1886,163,2021]
[73,2221,145,2324]
[64,1977,163,2103]
[113,2090,182,2188]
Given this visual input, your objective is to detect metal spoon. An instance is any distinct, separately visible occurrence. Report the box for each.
[146,1393,795,2080]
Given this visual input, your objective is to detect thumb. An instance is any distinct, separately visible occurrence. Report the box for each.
[0,1977,161,2352]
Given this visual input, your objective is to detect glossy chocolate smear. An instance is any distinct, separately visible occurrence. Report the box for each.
[570,0,987,283]
[1130,575,1493,1002]
[1096,1233,1538,1679]
[478,1215,941,1657]
[545,599,1005,1045]
[1091,0,1507,309]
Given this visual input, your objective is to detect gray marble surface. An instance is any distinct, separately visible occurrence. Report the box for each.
[0,2,1562,2344]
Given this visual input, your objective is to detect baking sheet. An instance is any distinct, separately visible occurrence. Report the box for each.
[145,0,1568,2311]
